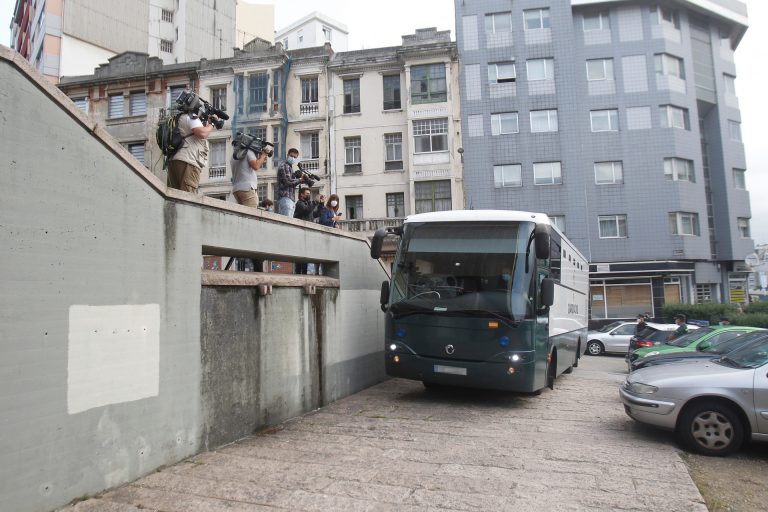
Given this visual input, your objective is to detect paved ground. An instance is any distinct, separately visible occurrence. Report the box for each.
[65,355,707,511]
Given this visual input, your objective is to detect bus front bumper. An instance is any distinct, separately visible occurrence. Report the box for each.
[386,352,540,392]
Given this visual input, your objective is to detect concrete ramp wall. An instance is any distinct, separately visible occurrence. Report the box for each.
[0,46,388,512]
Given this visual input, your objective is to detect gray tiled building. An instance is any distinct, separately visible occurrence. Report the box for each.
[455,0,752,320]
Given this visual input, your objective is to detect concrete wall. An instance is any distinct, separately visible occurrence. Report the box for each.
[0,46,388,512]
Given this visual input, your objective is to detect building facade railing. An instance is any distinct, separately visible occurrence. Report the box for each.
[337,217,404,233]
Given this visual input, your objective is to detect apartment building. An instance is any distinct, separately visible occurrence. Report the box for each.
[276,11,348,52]
[10,0,237,83]
[329,28,464,225]
[455,0,751,318]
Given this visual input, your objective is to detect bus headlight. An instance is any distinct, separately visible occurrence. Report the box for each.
[389,344,398,352]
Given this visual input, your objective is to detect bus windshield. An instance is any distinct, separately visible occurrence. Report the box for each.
[389,221,536,323]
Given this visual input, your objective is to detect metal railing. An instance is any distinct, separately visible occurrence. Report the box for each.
[209,166,226,179]
[300,159,320,172]
[337,217,404,233]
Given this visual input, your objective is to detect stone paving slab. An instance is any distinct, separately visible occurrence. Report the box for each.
[62,356,707,511]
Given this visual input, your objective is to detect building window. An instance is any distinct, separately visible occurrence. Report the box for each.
[301,77,318,104]
[127,142,145,165]
[550,215,566,233]
[209,141,227,178]
[383,75,401,110]
[344,137,362,173]
[696,284,713,304]
[533,162,562,186]
[72,97,87,112]
[530,109,558,132]
[655,53,685,78]
[493,164,522,188]
[410,63,447,104]
[211,86,227,111]
[129,91,146,116]
[729,120,742,142]
[524,8,550,30]
[527,58,554,81]
[343,78,360,114]
[594,161,623,185]
[386,193,405,217]
[664,158,695,182]
[485,11,512,33]
[272,126,281,168]
[590,109,619,132]
[415,180,452,214]
[738,218,751,238]
[108,94,124,118]
[583,11,610,31]
[345,195,363,219]
[384,133,403,170]
[300,132,320,160]
[248,72,268,113]
[733,168,746,189]
[257,183,268,201]
[160,39,173,53]
[413,118,448,153]
[655,6,680,29]
[599,215,628,238]
[669,212,700,236]
[272,69,282,109]
[161,9,174,23]
[488,62,516,84]
[586,59,614,81]
[491,112,519,135]
[724,74,737,95]
[660,105,689,130]
[234,75,244,115]
[322,26,332,41]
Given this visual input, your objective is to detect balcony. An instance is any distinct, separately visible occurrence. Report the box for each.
[209,166,226,179]
[300,159,320,172]
[338,217,404,234]
[299,102,319,116]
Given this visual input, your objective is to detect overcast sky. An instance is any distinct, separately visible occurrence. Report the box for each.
[2,0,766,244]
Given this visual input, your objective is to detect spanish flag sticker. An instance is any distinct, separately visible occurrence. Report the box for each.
[488,321,499,329]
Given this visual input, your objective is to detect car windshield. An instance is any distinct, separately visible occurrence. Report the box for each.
[719,337,768,369]
[389,221,536,323]
[598,321,623,333]
[706,332,768,354]
[666,327,714,347]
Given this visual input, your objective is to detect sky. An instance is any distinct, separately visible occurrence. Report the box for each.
[1,0,766,243]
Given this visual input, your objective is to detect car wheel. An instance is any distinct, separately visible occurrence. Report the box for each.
[677,401,744,456]
[586,340,604,356]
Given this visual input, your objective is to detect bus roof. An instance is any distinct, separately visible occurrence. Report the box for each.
[403,210,551,225]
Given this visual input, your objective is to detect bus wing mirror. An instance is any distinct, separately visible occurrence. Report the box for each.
[380,281,390,312]
[535,224,551,260]
[540,278,555,307]
[371,228,387,259]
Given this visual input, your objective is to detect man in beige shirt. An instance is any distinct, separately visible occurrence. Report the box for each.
[168,92,220,193]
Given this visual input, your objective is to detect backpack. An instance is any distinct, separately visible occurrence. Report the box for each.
[155,112,192,168]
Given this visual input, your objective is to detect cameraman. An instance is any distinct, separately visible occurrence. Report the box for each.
[293,187,320,223]
[276,148,304,217]
[231,135,269,208]
[168,92,220,193]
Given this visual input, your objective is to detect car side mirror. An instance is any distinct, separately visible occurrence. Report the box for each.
[380,281,390,312]
[697,341,711,351]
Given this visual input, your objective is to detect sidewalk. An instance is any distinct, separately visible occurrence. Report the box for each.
[64,356,706,511]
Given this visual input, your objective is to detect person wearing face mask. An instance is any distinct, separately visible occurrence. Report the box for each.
[276,148,304,217]
[293,186,320,223]
[258,198,274,212]
[319,194,343,228]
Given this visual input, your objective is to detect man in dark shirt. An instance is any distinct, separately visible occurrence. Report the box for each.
[669,314,689,340]
[635,313,647,336]
[277,148,303,217]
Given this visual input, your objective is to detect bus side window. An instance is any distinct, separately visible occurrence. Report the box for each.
[549,239,561,282]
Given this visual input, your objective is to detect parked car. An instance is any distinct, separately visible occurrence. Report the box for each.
[628,326,764,371]
[620,336,768,456]
[585,321,676,356]
[630,331,768,372]
[628,325,685,352]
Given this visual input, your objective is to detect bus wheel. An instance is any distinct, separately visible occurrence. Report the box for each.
[547,354,556,390]
[573,343,580,368]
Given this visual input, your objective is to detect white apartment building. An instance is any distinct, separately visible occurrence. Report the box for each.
[329,28,464,224]
[275,11,348,52]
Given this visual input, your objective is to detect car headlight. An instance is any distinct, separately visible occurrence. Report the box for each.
[628,382,658,394]
[647,351,660,356]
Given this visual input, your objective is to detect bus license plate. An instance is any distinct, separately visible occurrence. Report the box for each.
[434,365,467,376]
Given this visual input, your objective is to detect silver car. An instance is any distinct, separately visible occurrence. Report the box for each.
[619,337,768,456]
[585,321,676,356]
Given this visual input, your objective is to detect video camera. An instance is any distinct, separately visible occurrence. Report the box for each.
[294,162,322,188]
[232,131,274,160]
[175,90,229,129]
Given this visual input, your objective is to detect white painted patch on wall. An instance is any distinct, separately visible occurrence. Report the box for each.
[67,304,160,414]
